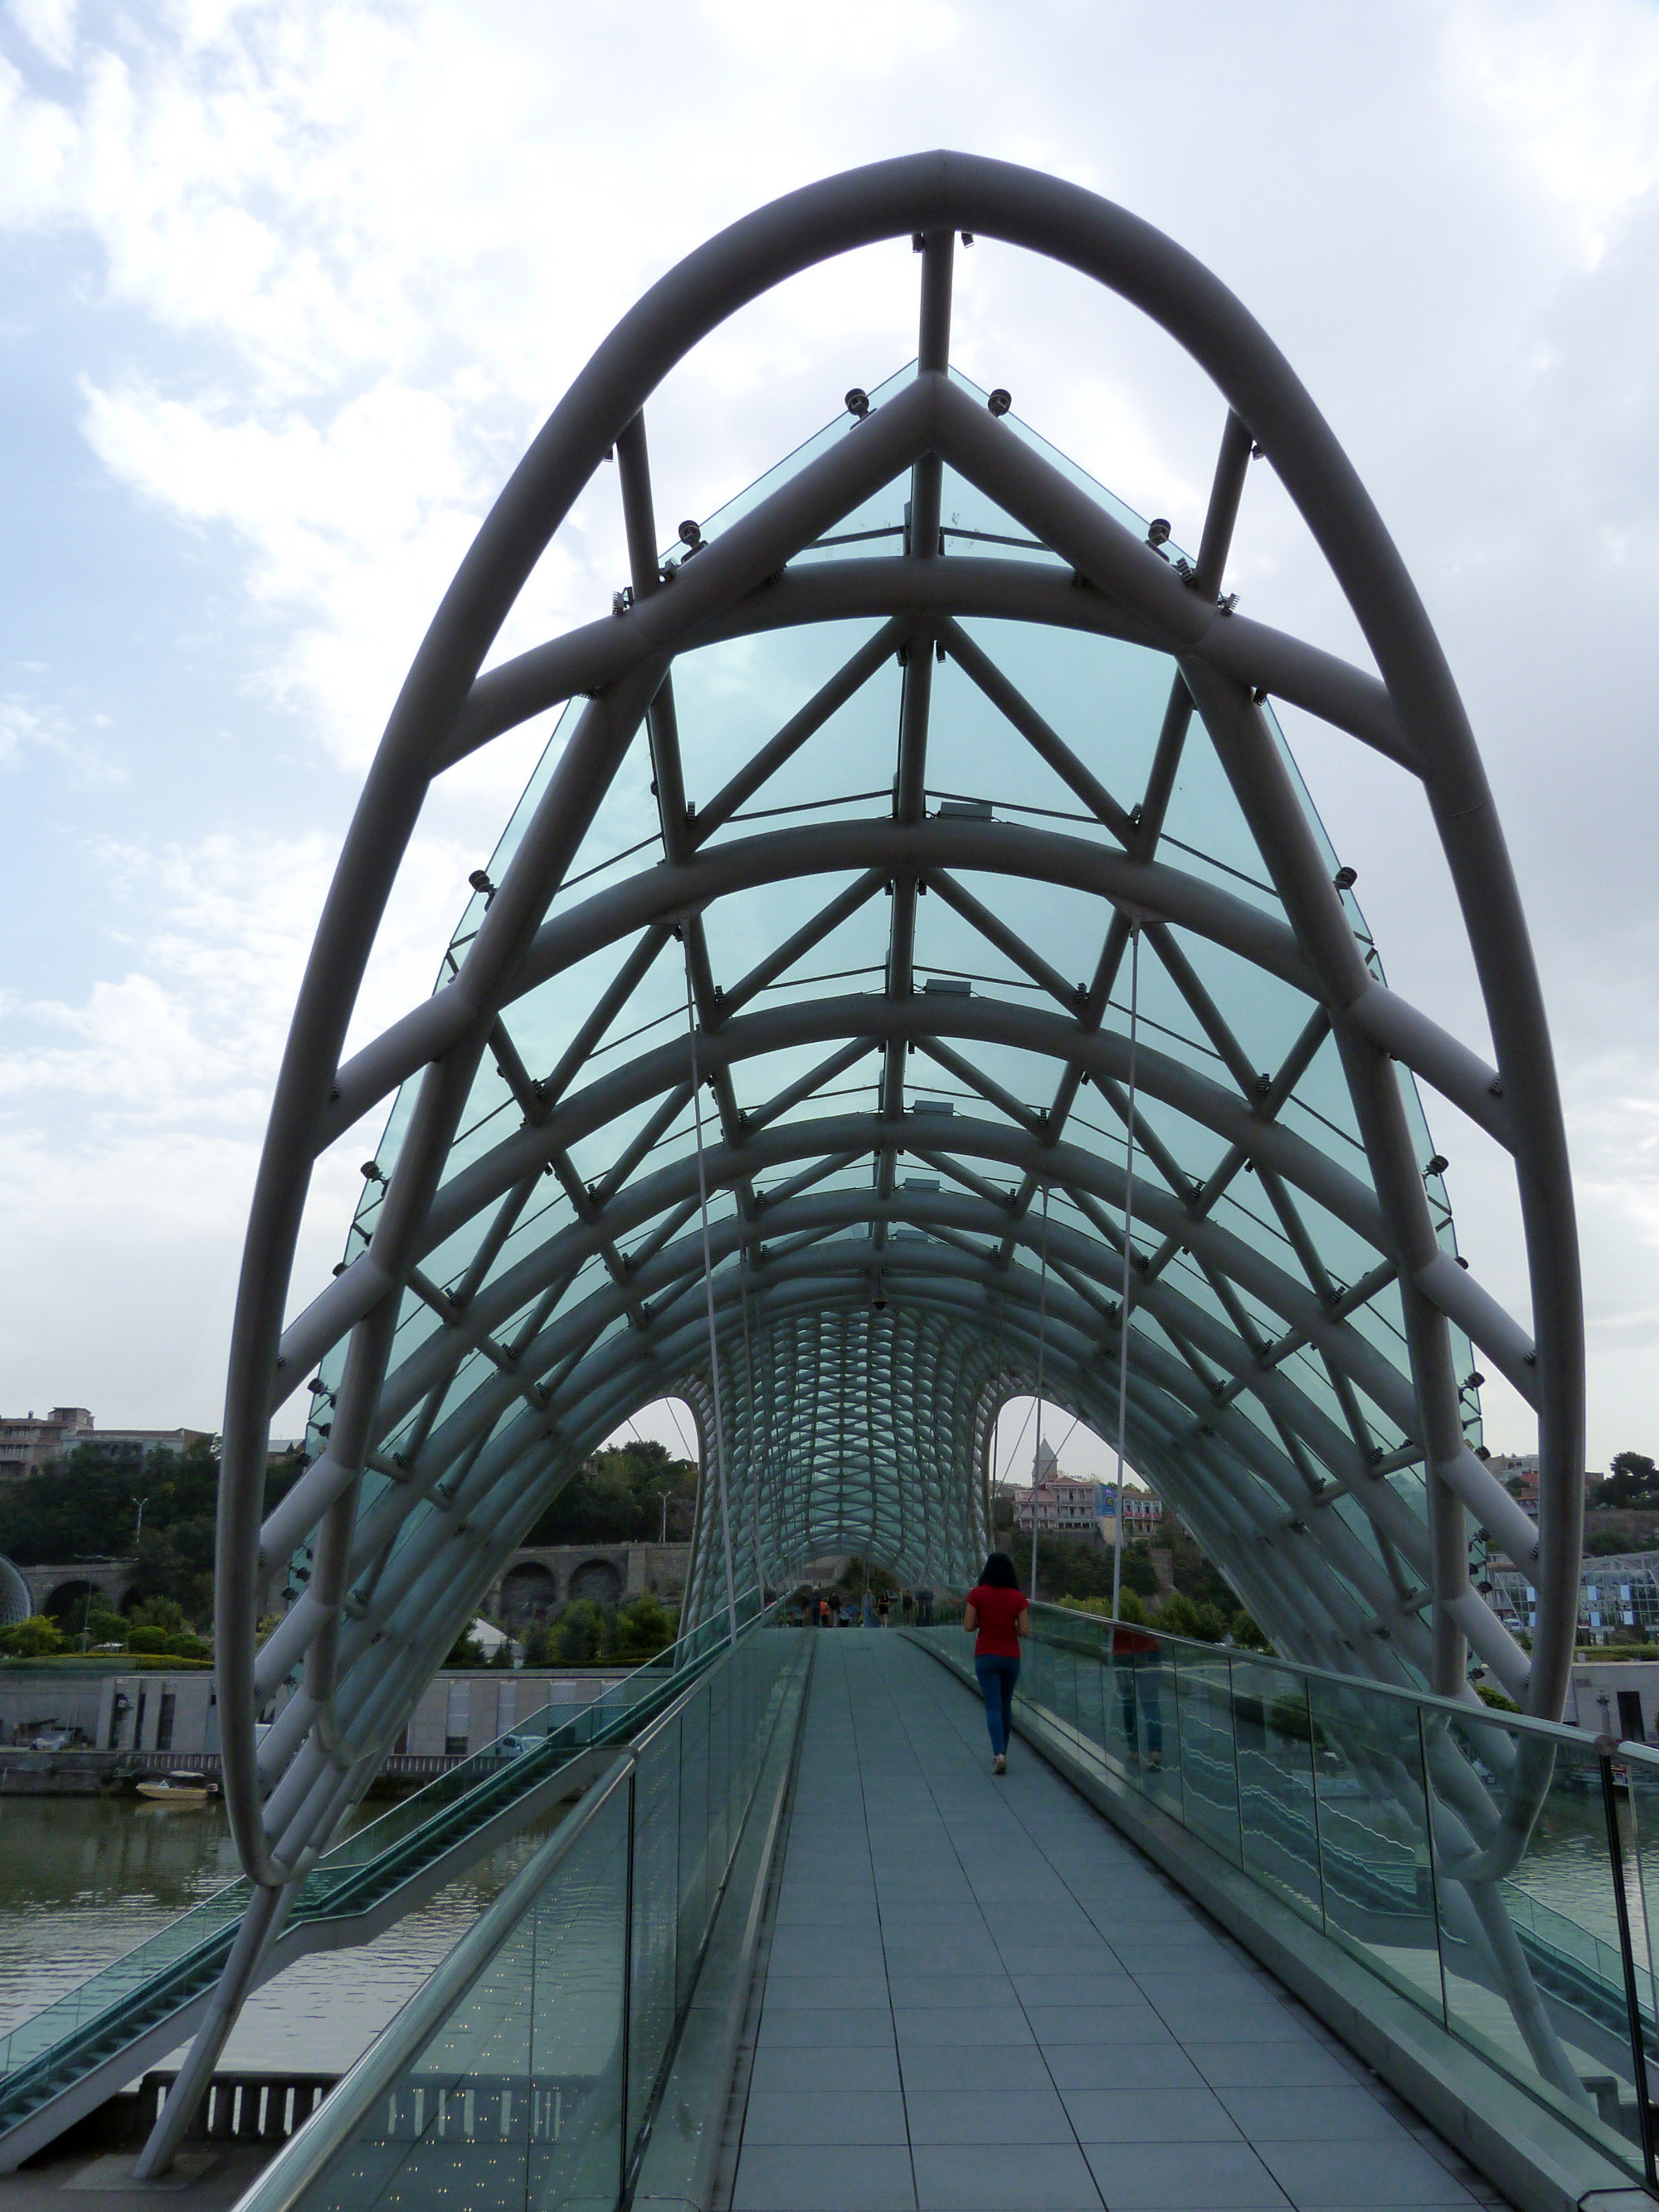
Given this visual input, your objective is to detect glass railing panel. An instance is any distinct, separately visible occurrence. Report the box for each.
[1128,1642,1181,1818]
[1096,1628,1138,1774]
[1030,1622,1058,1724]
[1306,1678,1441,2017]
[704,1664,730,1916]
[1045,1615,1079,1742]
[1425,1709,1646,2166]
[1625,1752,1659,2109]
[1173,1645,1243,1869]
[675,1684,711,2012]
[529,1785,630,2212]
[1069,1615,1108,1760]
[293,1781,630,2212]
[1233,1659,1322,1927]
[627,1715,682,2140]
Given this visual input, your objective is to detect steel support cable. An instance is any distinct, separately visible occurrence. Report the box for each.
[685,946,741,1645]
[1112,919,1141,1634]
[737,1263,766,1593]
[1027,1182,1052,1601]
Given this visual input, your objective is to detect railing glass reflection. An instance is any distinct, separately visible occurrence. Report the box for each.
[241,1610,804,2212]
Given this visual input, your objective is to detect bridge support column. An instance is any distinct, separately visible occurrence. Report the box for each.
[133,1881,293,2178]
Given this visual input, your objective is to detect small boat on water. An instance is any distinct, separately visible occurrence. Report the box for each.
[135,1770,216,1804]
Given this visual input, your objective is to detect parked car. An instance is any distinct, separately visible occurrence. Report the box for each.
[30,1731,72,1751]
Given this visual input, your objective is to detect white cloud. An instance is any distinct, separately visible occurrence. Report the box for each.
[9,0,75,71]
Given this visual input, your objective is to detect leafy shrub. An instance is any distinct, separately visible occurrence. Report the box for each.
[611,1594,677,1664]
[85,1610,129,1645]
[162,1632,211,1659]
[1053,1591,1151,1628]
[0,1615,65,1657]
[129,1596,187,1635]
[550,1599,607,1666]
[125,1626,169,1654]
[1157,1593,1227,1644]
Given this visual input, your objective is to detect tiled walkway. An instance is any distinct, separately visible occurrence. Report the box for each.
[729,1635,1511,2212]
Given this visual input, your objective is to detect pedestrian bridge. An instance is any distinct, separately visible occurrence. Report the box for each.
[208,1620,1659,2212]
[6,150,1616,2209]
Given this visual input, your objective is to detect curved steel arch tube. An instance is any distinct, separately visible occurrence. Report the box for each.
[161,150,1584,2178]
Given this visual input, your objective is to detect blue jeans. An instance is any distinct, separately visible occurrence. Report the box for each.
[975,1655,1019,1756]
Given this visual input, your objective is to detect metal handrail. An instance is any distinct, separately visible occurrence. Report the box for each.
[226,1604,784,2212]
[1009,1597,1659,1763]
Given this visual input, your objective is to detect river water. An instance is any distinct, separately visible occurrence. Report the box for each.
[0,1794,562,2076]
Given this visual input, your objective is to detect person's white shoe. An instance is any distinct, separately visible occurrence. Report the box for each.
[992,1752,1007,1775]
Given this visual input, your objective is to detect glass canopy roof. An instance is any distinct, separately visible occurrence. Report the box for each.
[291,367,1487,1694]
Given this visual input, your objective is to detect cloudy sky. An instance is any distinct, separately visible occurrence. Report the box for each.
[2,0,1657,1479]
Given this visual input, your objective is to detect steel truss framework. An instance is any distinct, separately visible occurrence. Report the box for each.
[207,153,1584,1954]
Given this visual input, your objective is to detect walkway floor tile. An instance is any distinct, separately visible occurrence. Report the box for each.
[731,2142,914,2211]
[748,2044,902,2093]
[902,2087,1074,2143]
[1082,2137,1291,2208]
[1060,2084,1243,2141]
[912,2141,1101,2210]
[727,1636,1512,2212]
[741,2091,909,2145]
[1255,2138,1486,2205]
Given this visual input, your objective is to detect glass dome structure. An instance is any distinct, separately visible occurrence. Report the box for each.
[213,155,1584,1911]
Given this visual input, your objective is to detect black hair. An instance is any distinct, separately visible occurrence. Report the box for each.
[979,1552,1019,1590]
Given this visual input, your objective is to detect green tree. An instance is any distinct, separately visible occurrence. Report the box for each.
[0,1439,302,1630]
[444,1625,486,1668]
[128,1596,187,1635]
[1229,1610,1272,1651]
[611,1594,678,1664]
[1158,1592,1227,1643]
[550,1599,607,1665]
[1117,1542,1161,1599]
[523,1442,698,1546]
[0,1614,65,1657]
[1056,1591,1152,1628]
[1598,1452,1659,1509]
[1034,1534,1115,1601]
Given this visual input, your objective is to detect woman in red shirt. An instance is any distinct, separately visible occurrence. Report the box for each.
[962,1553,1029,1774]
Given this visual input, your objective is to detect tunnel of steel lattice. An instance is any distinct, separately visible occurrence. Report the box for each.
[212,150,1584,1926]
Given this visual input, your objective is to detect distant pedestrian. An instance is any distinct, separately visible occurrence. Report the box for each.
[963,1552,1029,1774]
[918,1587,934,1627]
[877,1593,890,1629]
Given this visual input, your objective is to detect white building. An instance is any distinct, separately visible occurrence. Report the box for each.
[1098,1484,1165,1537]
[0,1410,215,1481]
[1012,1474,1099,1533]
